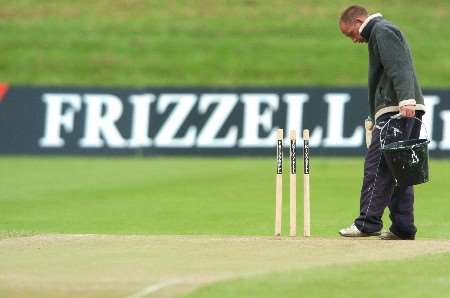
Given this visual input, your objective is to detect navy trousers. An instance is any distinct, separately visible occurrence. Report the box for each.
[354,112,424,239]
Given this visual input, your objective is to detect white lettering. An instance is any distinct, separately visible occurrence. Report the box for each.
[128,94,155,148]
[439,111,450,150]
[197,94,238,147]
[239,94,279,147]
[154,94,197,147]
[323,93,363,147]
[39,94,81,147]
[283,93,323,147]
[422,96,440,150]
[79,94,127,148]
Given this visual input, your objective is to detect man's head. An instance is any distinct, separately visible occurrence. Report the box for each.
[339,5,368,43]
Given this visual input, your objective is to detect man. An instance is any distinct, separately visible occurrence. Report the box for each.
[338,5,426,240]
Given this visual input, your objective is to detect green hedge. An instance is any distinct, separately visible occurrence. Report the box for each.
[1,0,449,86]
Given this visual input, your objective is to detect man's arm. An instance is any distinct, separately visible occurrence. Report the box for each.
[376,27,416,117]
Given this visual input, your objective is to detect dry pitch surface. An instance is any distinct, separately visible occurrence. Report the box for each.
[1,235,449,298]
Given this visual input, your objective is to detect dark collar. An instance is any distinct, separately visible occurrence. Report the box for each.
[360,17,383,41]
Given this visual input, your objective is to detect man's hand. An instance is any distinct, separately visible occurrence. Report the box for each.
[400,104,416,118]
[365,119,374,148]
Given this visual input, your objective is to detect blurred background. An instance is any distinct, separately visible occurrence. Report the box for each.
[1,0,449,86]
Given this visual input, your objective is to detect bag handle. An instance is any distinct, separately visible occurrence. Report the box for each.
[379,114,429,149]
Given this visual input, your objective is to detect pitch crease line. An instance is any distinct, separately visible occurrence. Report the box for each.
[127,279,182,298]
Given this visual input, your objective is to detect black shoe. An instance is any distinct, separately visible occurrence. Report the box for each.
[379,231,415,240]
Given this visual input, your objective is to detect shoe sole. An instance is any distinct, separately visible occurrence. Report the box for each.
[339,231,381,237]
[379,235,415,240]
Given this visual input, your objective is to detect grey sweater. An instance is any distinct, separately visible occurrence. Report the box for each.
[361,17,425,120]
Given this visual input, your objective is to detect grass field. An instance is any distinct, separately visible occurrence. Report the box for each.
[1,157,449,238]
[1,235,449,298]
[1,157,450,297]
[1,0,449,87]
[186,251,450,298]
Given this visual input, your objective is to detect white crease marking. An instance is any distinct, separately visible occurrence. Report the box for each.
[127,279,182,298]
